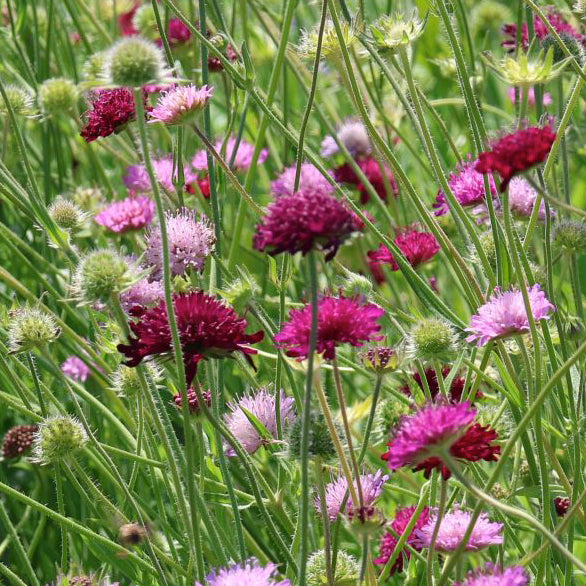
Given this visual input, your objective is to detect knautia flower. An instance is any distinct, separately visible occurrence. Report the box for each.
[94,195,155,233]
[105,37,168,87]
[38,77,77,117]
[317,469,388,520]
[320,119,371,159]
[165,18,191,47]
[2,425,38,459]
[173,387,212,415]
[145,208,215,278]
[466,285,555,346]
[192,136,268,172]
[271,162,334,199]
[123,156,198,193]
[433,158,497,216]
[298,19,357,64]
[198,559,290,586]
[117,291,264,383]
[373,506,431,573]
[49,197,86,231]
[118,0,139,36]
[475,125,556,191]
[457,564,529,586]
[8,306,60,353]
[149,84,212,125]
[306,549,359,586]
[32,415,88,465]
[415,509,503,552]
[554,496,570,516]
[507,176,549,219]
[120,278,164,311]
[507,86,552,107]
[0,85,35,116]
[61,356,90,383]
[224,388,296,456]
[334,156,398,203]
[552,219,586,253]
[275,295,384,360]
[369,11,427,55]
[407,317,458,362]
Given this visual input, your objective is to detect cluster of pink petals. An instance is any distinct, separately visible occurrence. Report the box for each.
[224,388,296,456]
[149,85,213,126]
[270,162,334,199]
[163,18,191,46]
[120,278,164,312]
[507,87,552,108]
[415,509,503,552]
[123,156,198,194]
[61,356,90,383]
[192,137,268,172]
[94,196,155,233]
[466,285,555,346]
[457,564,529,586]
[275,296,384,360]
[507,177,550,219]
[317,469,388,521]
[198,560,290,586]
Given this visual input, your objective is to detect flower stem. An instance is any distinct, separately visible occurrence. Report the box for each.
[314,457,335,586]
[427,477,447,586]
[357,374,383,465]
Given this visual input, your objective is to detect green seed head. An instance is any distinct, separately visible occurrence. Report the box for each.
[288,412,337,460]
[49,197,85,231]
[38,78,77,116]
[408,317,458,362]
[541,32,585,65]
[105,37,166,87]
[306,549,359,586]
[553,220,586,253]
[32,415,88,464]
[8,307,60,353]
[0,85,35,116]
[132,5,159,41]
[82,52,106,80]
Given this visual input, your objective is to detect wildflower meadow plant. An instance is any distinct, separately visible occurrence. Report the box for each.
[2,1,586,584]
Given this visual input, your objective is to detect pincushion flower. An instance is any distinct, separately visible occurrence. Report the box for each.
[317,469,388,520]
[145,208,215,278]
[507,177,550,219]
[321,120,371,159]
[275,295,384,360]
[117,291,264,383]
[199,559,290,586]
[400,367,482,403]
[61,356,90,383]
[192,136,268,172]
[271,162,334,199]
[466,285,555,346]
[149,84,213,125]
[123,156,197,193]
[382,402,500,479]
[2,425,38,459]
[373,506,430,573]
[457,564,529,586]
[415,509,503,552]
[208,43,238,72]
[224,388,296,456]
[164,18,191,46]
[334,156,398,203]
[94,195,155,233]
[475,126,556,191]
[120,278,164,311]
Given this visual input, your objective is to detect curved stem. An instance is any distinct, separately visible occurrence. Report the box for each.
[314,458,335,586]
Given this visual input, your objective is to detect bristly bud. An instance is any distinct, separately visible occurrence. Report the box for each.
[541,32,586,65]
[173,387,212,415]
[119,522,148,546]
[8,306,60,354]
[491,483,509,500]
[132,5,158,40]
[575,0,586,20]
[82,52,107,80]
[407,317,458,362]
[552,220,586,253]
[217,270,260,314]
[72,249,134,304]
[105,37,167,87]
[369,11,427,56]
[38,78,77,116]
[2,425,38,459]
[471,231,496,271]
[288,412,337,460]
[373,399,410,442]
[472,1,513,32]
[32,415,88,464]
[72,186,104,213]
[0,85,35,117]
[110,363,161,398]
[360,346,401,375]
[49,197,85,231]
[298,20,357,65]
[306,549,359,586]
[340,269,374,298]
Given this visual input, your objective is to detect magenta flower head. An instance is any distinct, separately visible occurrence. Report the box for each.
[145,208,215,278]
[475,126,556,192]
[61,356,90,383]
[433,157,497,216]
[271,162,334,199]
[334,157,398,203]
[507,176,551,219]
[192,137,268,172]
[149,84,212,126]
[123,156,197,194]
[2,425,39,459]
[117,291,264,383]
[374,506,431,573]
[173,387,212,415]
[457,564,529,586]
[165,18,191,46]
[94,195,155,233]
[120,278,164,312]
[275,295,384,360]
[466,285,555,346]
[198,559,290,586]
[415,509,503,552]
[317,469,388,521]
[224,388,296,456]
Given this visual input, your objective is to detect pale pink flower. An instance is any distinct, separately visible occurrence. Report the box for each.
[149,84,213,125]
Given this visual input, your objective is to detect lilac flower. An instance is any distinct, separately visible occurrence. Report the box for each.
[507,87,552,107]
[320,120,371,159]
[466,285,555,346]
[120,278,164,311]
[271,162,334,198]
[224,388,296,456]
[415,509,503,552]
[94,195,155,233]
[149,84,213,125]
[123,156,197,193]
[192,137,268,172]
[457,564,529,586]
[198,559,290,586]
[61,356,90,383]
[508,177,550,219]
[317,469,388,521]
[145,208,215,278]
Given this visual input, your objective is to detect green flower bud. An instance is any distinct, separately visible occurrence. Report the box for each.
[307,549,359,586]
[49,197,85,231]
[299,20,357,64]
[32,415,88,464]
[472,1,513,31]
[72,186,104,213]
[218,270,260,314]
[541,32,585,66]
[369,11,426,56]
[407,317,458,362]
[553,220,586,253]
[38,77,77,116]
[105,37,166,87]
[132,5,159,41]
[0,85,35,116]
[288,412,337,460]
[8,307,60,354]
[360,346,401,376]
[491,483,509,500]
[82,52,106,80]
[373,399,410,442]
[340,269,373,298]
[111,363,161,398]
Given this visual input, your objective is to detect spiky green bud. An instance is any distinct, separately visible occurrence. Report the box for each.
[32,415,88,464]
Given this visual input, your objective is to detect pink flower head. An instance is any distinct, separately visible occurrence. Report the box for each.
[123,156,198,193]
[507,87,552,107]
[164,18,191,46]
[415,509,503,553]
[173,387,212,415]
[334,156,398,203]
[466,285,555,346]
[198,559,290,586]
[475,126,556,192]
[457,564,529,586]
[275,295,384,360]
[149,85,212,126]
[433,157,497,216]
[321,120,371,159]
[94,196,155,233]
[117,291,264,383]
[145,208,215,278]
[317,469,388,521]
[373,506,431,573]
[270,162,334,199]
[61,356,90,383]
[224,388,296,456]
[508,176,551,220]
[80,88,148,143]
[192,137,268,172]
[120,279,164,311]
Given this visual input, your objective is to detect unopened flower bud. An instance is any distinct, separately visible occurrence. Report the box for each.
[306,549,359,586]
[2,425,38,459]
[369,11,426,56]
[299,20,357,64]
[407,317,458,362]
[360,346,400,375]
[105,37,166,87]
[173,387,212,415]
[32,415,88,464]
[0,85,35,116]
[49,197,85,231]
[553,220,586,253]
[218,273,259,314]
[209,33,228,50]
[491,483,509,500]
[82,52,106,80]
[374,399,410,442]
[554,496,570,516]
[8,307,60,353]
[38,78,77,116]
[340,270,373,298]
[73,186,104,212]
[132,5,158,40]
[541,32,585,65]
[288,412,337,460]
[111,362,160,398]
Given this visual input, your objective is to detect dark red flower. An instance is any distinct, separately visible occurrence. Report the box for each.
[374,506,430,573]
[166,18,191,46]
[118,1,139,36]
[554,496,570,517]
[400,367,483,403]
[80,88,150,143]
[475,126,556,192]
[334,156,398,203]
[208,44,238,72]
[367,226,440,283]
[2,425,38,459]
[173,387,212,414]
[117,291,264,383]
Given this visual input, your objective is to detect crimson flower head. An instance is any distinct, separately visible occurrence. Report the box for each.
[165,18,191,46]
[118,2,139,36]
[367,226,440,283]
[274,295,384,360]
[400,367,482,403]
[382,402,500,480]
[334,156,398,203]
[475,126,556,192]
[117,291,264,383]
